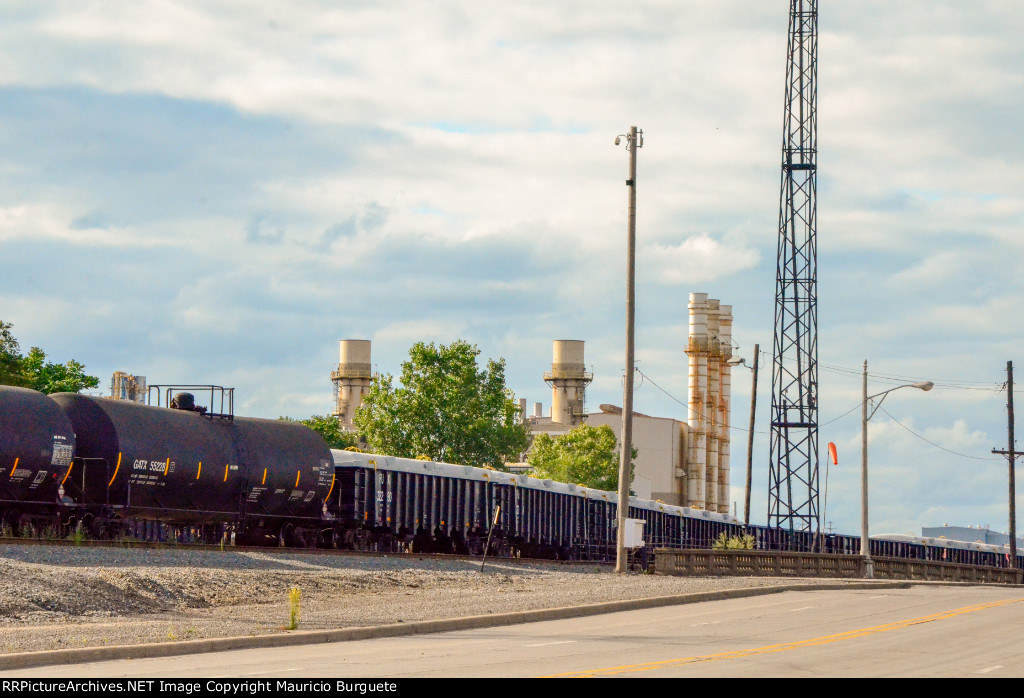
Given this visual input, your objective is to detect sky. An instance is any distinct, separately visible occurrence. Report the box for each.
[1,1,1022,537]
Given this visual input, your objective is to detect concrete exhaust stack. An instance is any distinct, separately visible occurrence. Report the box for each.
[717,305,733,514]
[685,294,733,514]
[686,293,709,509]
[544,340,593,426]
[332,339,373,431]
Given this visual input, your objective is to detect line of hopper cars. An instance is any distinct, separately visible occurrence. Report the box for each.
[0,385,1019,568]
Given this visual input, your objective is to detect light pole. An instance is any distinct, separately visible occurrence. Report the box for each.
[615,126,642,574]
[861,360,933,578]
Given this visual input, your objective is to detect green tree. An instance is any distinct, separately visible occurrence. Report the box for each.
[20,347,100,394]
[0,321,99,394]
[527,423,636,492]
[279,414,360,450]
[353,340,530,469]
[0,321,26,387]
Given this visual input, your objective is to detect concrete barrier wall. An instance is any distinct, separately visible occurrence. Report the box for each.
[653,549,1023,585]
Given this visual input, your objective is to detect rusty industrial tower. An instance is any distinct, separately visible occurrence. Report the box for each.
[768,0,819,537]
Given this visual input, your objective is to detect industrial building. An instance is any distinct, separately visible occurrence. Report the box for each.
[922,524,1024,549]
[523,294,735,514]
[109,371,147,402]
[331,293,736,515]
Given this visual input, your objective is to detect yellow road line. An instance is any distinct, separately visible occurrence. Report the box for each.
[543,597,1024,678]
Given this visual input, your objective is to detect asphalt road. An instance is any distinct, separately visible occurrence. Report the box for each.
[7,584,1023,677]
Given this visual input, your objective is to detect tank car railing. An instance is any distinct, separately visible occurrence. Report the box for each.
[146,385,234,420]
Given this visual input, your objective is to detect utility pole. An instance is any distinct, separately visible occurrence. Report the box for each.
[615,126,641,574]
[992,361,1018,572]
[861,360,872,578]
[744,344,759,525]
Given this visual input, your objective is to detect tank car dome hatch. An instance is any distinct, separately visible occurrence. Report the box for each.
[169,392,206,414]
[0,386,75,505]
[170,392,194,410]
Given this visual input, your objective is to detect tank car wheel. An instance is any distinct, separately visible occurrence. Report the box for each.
[279,523,296,548]
[330,528,344,549]
[294,527,315,548]
[88,516,113,540]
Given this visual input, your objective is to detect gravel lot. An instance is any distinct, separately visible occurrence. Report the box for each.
[0,543,817,654]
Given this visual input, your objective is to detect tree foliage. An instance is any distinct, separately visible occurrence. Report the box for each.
[353,340,530,469]
[0,321,25,387]
[279,414,360,450]
[526,423,636,492]
[0,321,99,394]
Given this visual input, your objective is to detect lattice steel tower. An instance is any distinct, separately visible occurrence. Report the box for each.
[768,0,819,536]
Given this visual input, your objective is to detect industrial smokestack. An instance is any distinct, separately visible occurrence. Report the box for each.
[332,339,373,431]
[718,305,734,514]
[706,299,721,513]
[545,340,593,426]
[686,293,709,509]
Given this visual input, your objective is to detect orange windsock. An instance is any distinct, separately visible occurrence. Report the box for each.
[828,442,838,465]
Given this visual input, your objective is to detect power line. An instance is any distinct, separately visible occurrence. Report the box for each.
[633,367,768,435]
[634,367,864,437]
[634,365,1002,451]
[876,405,1001,462]
[818,362,1003,392]
[819,401,862,428]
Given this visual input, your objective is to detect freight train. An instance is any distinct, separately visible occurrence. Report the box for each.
[0,385,1017,569]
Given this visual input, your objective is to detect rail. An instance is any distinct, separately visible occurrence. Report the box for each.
[653,549,1023,585]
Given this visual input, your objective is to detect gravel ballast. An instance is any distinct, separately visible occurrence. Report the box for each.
[0,543,836,655]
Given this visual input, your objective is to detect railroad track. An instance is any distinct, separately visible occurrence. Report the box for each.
[0,536,614,566]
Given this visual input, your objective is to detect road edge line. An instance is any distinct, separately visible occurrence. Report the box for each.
[0,580,911,671]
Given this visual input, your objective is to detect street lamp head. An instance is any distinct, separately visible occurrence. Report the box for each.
[913,381,935,392]
[614,136,621,146]
[726,356,745,367]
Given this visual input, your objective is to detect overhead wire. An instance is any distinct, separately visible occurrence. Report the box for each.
[817,361,1004,392]
[634,367,862,436]
[633,360,1005,454]
[876,405,1001,462]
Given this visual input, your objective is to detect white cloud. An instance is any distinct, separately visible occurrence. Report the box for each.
[0,1,1022,538]
[644,234,760,285]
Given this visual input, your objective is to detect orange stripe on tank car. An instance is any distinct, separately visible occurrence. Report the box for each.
[262,468,267,485]
[8,457,18,478]
[223,464,229,482]
[107,453,122,487]
[196,462,202,480]
[294,471,300,488]
[163,458,170,476]
[61,461,74,486]
[323,474,336,502]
